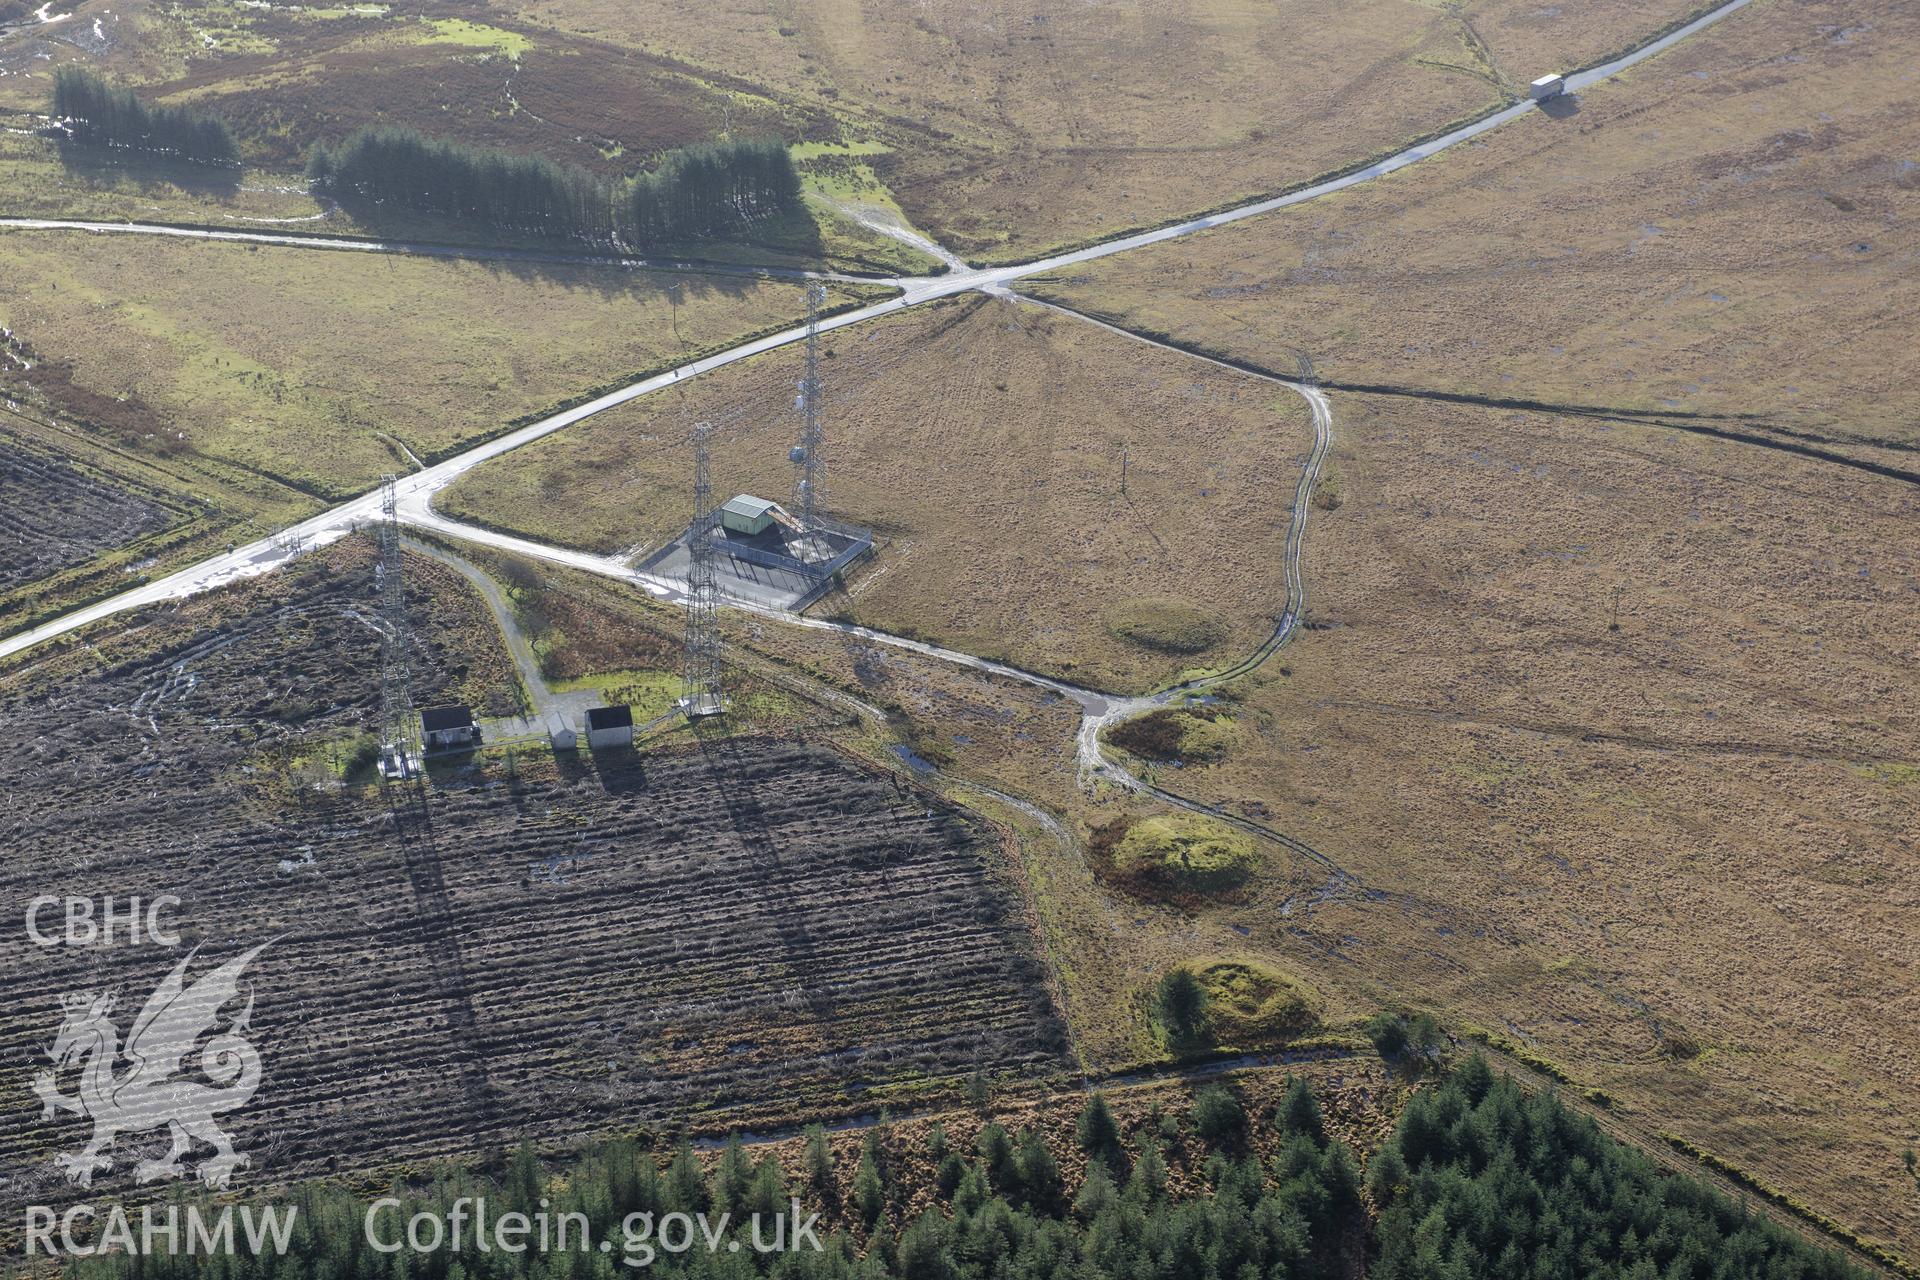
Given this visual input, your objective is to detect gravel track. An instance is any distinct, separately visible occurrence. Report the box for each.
[0,0,1761,662]
[0,560,1068,1203]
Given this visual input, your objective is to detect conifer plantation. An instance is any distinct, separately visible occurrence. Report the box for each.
[59,1064,1867,1279]
[51,68,239,168]
[1368,1058,1864,1280]
[46,73,801,248]
[308,127,801,247]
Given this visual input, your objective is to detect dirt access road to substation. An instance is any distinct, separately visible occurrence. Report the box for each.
[16,1,1896,1263]
[0,0,1757,663]
[0,0,1759,870]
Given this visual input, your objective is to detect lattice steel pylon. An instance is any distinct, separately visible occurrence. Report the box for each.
[375,475,421,778]
[791,282,827,533]
[682,423,725,718]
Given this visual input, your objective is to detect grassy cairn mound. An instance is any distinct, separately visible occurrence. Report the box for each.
[1194,959,1318,1047]
[1105,596,1227,655]
[1108,705,1234,764]
[1113,814,1258,892]
[1151,958,1318,1055]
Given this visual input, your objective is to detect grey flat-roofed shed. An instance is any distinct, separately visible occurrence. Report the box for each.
[585,704,634,750]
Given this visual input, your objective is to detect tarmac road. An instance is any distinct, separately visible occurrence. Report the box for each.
[0,216,881,285]
[393,303,1343,870]
[0,0,1756,673]
[0,0,1756,313]
[14,6,1897,1263]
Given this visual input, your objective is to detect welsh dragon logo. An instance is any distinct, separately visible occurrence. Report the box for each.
[32,942,271,1189]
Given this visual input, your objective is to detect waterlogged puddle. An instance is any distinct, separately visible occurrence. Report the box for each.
[889,744,937,774]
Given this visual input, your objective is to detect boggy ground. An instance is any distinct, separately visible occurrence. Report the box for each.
[0,0,923,273]
[516,0,1497,263]
[4,0,1738,262]
[0,0,784,174]
[0,543,1068,1203]
[1097,393,1920,1259]
[1019,5,1920,1251]
[1030,0,1920,457]
[0,0,1730,268]
[440,295,1315,694]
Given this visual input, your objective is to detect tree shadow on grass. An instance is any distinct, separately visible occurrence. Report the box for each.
[331,193,824,303]
[43,133,817,303]
[54,138,242,197]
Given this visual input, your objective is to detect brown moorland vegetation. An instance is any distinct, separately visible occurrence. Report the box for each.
[2,0,1753,266]
[509,0,1522,261]
[1029,0,1920,454]
[1103,392,1920,1259]
[1459,0,1729,81]
[439,295,1315,693]
[0,3,931,272]
[4,0,1914,1262]
[0,0,786,173]
[453,551,1355,1079]
[515,0,1759,262]
[1018,1,1920,1256]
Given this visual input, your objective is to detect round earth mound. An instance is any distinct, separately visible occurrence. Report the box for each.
[1194,958,1318,1047]
[1105,597,1227,655]
[1108,707,1234,764]
[1112,814,1258,892]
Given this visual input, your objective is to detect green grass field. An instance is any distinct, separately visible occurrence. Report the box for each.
[0,229,883,498]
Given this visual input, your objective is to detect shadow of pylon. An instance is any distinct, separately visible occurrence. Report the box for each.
[383,774,499,1127]
[693,725,836,1023]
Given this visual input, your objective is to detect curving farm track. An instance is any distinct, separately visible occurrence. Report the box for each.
[0,0,1771,897]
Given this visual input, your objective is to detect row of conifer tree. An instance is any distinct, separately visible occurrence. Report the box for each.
[306,127,801,246]
[52,67,239,168]
[50,71,801,247]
